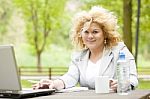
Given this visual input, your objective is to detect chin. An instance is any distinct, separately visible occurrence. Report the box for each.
[87,46,96,50]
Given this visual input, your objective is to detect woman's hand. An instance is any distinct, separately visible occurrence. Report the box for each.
[109,79,117,92]
[32,79,55,90]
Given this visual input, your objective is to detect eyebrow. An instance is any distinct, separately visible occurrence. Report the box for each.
[82,28,100,32]
[92,29,101,31]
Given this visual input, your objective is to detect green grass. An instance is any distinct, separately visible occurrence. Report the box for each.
[21,79,150,89]
[138,54,150,68]
[15,44,71,67]
[137,79,150,89]
[137,67,150,75]
[21,80,33,88]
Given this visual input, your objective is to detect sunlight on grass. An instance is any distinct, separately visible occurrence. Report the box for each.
[21,80,33,88]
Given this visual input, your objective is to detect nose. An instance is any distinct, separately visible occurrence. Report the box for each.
[88,33,94,38]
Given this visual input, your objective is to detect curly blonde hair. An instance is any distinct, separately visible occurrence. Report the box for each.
[70,6,121,50]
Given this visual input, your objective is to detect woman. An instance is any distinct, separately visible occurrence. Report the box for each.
[33,6,138,92]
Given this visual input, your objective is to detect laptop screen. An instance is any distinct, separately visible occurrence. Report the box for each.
[0,45,55,98]
[0,45,21,91]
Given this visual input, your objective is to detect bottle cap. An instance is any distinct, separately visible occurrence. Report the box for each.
[119,51,125,60]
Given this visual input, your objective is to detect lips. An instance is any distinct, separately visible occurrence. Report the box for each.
[86,39,96,42]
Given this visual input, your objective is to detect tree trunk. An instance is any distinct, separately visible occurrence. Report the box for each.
[37,51,42,72]
[123,0,132,53]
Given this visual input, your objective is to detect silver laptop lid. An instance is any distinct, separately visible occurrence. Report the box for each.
[0,45,21,92]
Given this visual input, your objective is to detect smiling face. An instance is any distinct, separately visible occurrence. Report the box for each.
[81,22,105,50]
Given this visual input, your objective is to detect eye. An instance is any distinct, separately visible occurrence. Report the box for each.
[84,30,89,34]
[93,30,99,34]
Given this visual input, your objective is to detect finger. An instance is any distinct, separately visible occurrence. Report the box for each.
[111,84,117,89]
[109,79,113,83]
[32,85,36,90]
[109,79,116,84]
[33,79,54,89]
[49,84,55,89]
[109,79,113,87]
[32,83,40,90]
[33,83,41,90]
[40,81,55,89]
[49,80,54,89]
[111,81,117,86]
[39,84,49,89]
[110,83,117,91]
[110,80,117,86]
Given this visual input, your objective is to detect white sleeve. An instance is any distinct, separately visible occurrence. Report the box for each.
[129,59,138,87]
[59,59,80,88]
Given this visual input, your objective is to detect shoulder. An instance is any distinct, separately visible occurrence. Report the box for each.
[71,49,89,61]
[111,42,126,51]
[111,42,134,59]
[110,42,126,58]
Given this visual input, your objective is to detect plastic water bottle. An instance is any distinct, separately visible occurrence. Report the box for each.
[117,51,131,95]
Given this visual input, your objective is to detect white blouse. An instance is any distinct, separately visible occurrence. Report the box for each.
[85,58,102,87]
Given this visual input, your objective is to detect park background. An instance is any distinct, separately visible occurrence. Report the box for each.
[0,0,149,89]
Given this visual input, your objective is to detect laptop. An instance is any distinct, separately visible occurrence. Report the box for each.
[0,45,55,98]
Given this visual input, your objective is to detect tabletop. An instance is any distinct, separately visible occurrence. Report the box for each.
[28,89,150,99]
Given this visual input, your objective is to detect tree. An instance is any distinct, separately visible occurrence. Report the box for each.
[123,0,132,52]
[14,0,67,70]
[135,0,140,65]
[136,0,150,59]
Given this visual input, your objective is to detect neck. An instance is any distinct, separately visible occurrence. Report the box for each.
[89,46,105,63]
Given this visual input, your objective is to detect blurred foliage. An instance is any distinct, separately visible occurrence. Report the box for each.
[0,0,13,42]
[14,0,69,66]
[136,0,150,60]
[0,0,149,67]
[16,44,71,67]
[14,0,68,55]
